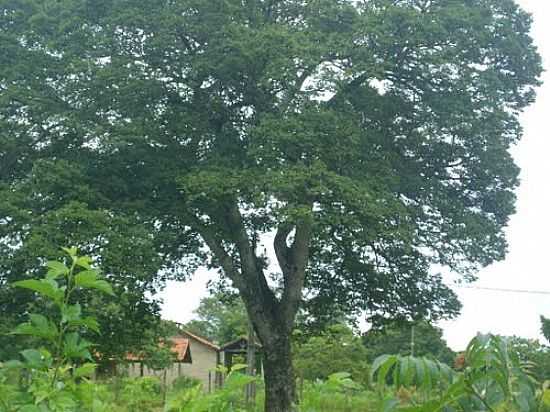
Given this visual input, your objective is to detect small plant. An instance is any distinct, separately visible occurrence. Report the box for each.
[0,247,114,411]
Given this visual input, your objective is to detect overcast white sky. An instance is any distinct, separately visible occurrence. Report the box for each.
[161,0,550,351]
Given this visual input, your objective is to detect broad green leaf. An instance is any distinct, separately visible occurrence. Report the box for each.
[46,260,69,279]
[421,358,433,392]
[12,279,64,302]
[74,270,114,295]
[2,360,23,369]
[20,349,45,368]
[328,372,351,380]
[75,255,93,269]
[371,354,391,379]
[61,303,82,323]
[230,363,248,372]
[372,355,398,388]
[88,279,114,296]
[63,333,93,360]
[13,314,58,341]
[74,270,98,285]
[412,357,426,389]
[74,362,97,378]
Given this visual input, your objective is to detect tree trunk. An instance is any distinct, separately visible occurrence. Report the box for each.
[261,333,296,412]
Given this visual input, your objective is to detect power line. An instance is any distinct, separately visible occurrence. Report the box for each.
[458,285,550,296]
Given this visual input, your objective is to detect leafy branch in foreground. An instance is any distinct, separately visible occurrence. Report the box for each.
[0,247,114,412]
[372,334,548,412]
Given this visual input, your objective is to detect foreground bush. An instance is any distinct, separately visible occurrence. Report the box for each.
[0,247,114,412]
[372,334,550,411]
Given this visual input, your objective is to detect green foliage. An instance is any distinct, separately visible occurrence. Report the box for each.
[372,334,545,411]
[299,372,378,412]
[294,324,370,385]
[171,375,203,392]
[165,366,258,412]
[507,336,550,382]
[118,377,164,412]
[0,174,184,366]
[0,1,543,409]
[0,248,114,411]
[184,293,248,345]
[364,321,456,365]
[141,343,176,372]
[0,0,542,335]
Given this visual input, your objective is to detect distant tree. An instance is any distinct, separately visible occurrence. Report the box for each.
[0,1,541,409]
[185,293,248,344]
[363,320,455,365]
[507,335,550,382]
[541,316,550,344]
[293,324,370,385]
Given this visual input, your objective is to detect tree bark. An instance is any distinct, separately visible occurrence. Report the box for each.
[261,332,296,412]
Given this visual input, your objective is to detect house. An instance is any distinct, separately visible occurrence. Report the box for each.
[176,329,221,391]
[124,329,265,392]
[126,329,221,391]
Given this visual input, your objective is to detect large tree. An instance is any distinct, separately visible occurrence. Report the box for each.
[363,320,456,365]
[0,0,542,410]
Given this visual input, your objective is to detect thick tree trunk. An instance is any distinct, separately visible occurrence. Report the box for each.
[261,333,296,412]
[194,207,311,412]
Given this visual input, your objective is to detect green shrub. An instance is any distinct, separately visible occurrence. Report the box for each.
[172,375,203,391]
[118,376,164,412]
[167,364,257,412]
[299,372,378,412]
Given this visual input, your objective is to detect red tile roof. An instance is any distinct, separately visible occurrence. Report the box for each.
[171,337,192,362]
[126,336,192,363]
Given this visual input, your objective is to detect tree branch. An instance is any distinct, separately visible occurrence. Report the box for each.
[225,202,259,278]
[274,223,293,277]
[280,215,313,329]
[189,216,245,289]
